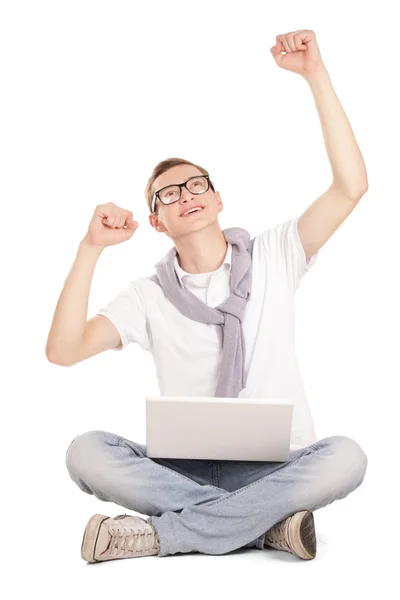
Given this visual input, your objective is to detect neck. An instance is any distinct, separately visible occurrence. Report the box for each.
[174,223,228,274]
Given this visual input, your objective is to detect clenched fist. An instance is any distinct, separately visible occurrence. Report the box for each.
[82,202,139,249]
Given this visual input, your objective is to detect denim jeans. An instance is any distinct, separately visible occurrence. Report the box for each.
[65,431,368,557]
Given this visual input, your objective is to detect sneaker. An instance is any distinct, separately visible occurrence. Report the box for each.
[81,513,160,563]
[264,510,316,560]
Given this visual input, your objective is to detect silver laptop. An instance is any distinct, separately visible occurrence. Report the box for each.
[146,395,294,462]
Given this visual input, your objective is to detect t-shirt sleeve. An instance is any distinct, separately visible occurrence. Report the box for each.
[96,279,151,352]
[260,215,319,292]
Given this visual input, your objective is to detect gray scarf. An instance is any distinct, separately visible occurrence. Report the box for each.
[148,228,255,398]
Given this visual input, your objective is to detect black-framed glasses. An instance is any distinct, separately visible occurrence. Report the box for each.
[151,175,214,213]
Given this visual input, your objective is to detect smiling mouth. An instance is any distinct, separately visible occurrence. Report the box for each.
[181,206,206,217]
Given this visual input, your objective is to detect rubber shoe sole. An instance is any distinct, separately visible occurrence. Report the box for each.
[81,514,111,563]
[287,510,316,560]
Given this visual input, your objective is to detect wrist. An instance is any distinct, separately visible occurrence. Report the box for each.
[302,65,330,83]
[79,238,106,255]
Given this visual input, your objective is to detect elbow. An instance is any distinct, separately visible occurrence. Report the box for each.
[354,181,369,199]
[352,180,369,201]
[45,346,72,367]
[331,180,369,202]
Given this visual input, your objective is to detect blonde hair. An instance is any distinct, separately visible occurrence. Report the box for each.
[145,158,215,214]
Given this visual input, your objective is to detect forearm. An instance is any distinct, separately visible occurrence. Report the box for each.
[45,240,104,362]
[303,68,368,197]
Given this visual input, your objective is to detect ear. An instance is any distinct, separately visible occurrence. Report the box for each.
[215,191,223,211]
[149,213,167,233]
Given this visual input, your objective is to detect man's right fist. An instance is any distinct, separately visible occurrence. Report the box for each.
[82,202,139,248]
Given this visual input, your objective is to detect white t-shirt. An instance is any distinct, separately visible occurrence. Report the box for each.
[97,215,319,451]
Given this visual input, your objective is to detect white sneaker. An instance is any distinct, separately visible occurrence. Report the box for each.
[81,513,160,563]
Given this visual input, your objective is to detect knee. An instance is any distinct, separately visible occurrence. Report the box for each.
[324,435,368,486]
[65,430,117,480]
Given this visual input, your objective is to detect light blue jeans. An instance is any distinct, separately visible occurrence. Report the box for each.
[65,431,368,557]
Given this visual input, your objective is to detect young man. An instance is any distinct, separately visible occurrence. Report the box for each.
[46,31,369,564]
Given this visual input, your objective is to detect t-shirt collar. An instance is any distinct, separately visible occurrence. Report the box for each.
[174,242,232,287]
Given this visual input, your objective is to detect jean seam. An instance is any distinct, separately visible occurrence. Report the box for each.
[114,435,128,447]
[155,464,224,493]
[212,462,220,488]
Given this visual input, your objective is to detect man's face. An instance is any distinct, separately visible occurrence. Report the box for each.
[149,165,223,239]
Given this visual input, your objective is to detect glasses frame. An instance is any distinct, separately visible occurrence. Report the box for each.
[151,175,214,213]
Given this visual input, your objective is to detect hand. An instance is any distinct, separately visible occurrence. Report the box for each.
[82,202,139,248]
[270,30,326,77]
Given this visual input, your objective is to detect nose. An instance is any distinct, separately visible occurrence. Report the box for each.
[179,185,195,203]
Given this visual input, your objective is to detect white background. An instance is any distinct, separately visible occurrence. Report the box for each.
[1,0,398,597]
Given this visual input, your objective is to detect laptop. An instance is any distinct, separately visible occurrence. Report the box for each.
[145,395,294,462]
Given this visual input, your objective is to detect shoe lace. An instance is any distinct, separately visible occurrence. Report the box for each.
[266,518,293,552]
[106,519,159,558]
